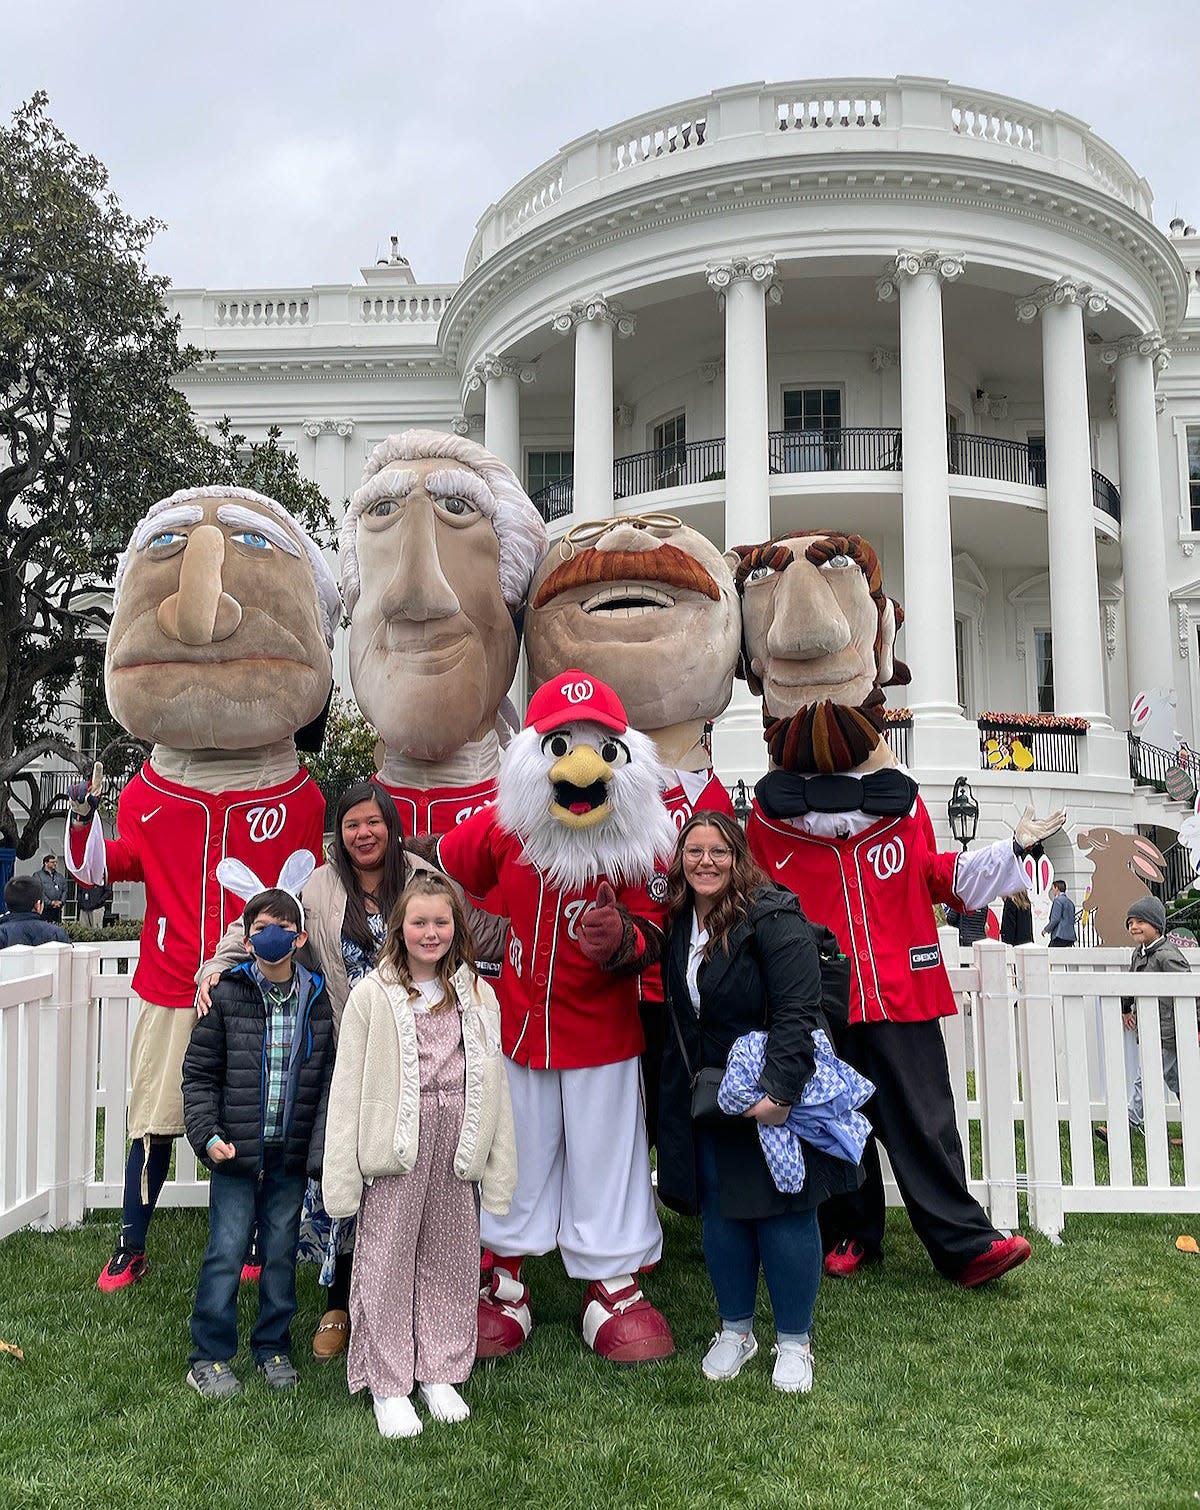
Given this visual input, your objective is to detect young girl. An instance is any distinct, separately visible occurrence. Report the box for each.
[322,874,517,1438]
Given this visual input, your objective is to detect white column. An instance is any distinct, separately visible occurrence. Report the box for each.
[877,251,965,722]
[1017,279,1109,722]
[707,256,778,548]
[551,298,635,522]
[302,418,355,693]
[302,417,354,507]
[1102,333,1174,705]
[465,355,535,475]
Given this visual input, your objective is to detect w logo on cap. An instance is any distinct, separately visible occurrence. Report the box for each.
[525,669,628,735]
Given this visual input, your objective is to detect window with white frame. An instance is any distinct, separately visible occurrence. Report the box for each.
[1187,426,1200,532]
[652,413,686,482]
[526,450,573,496]
[781,388,842,472]
[1034,628,1054,712]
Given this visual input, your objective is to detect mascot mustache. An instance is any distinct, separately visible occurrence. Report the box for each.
[533,544,721,609]
[763,688,888,773]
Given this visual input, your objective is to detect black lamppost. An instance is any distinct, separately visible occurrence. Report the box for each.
[947,776,980,851]
[731,779,752,827]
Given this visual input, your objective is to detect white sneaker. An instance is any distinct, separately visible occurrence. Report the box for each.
[418,1382,470,1422]
[771,1340,813,1394]
[373,1393,422,1438]
[701,1329,758,1380]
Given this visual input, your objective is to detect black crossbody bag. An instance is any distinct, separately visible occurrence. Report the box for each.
[667,997,728,1126]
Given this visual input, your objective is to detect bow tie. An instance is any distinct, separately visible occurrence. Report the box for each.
[755,768,919,819]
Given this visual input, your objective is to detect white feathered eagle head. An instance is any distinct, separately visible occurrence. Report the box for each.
[496,670,675,893]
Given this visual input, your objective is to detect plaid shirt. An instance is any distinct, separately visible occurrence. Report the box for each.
[255,967,299,1143]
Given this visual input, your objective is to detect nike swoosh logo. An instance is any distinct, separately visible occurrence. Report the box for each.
[141,806,162,823]
[774,856,791,871]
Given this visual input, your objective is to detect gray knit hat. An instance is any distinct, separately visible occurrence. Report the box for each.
[1126,895,1166,934]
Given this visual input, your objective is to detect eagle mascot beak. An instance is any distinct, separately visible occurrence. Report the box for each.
[548,742,614,829]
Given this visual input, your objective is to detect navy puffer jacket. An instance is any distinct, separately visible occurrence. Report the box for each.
[183,960,334,1179]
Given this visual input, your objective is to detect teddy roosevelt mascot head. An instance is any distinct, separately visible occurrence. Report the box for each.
[106,486,340,751]
[340,431,548,766]
[524,514,741,768]
[731,531,910,774]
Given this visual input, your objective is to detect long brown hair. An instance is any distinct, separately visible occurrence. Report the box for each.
[666,811,769,957]
[329,781,410,956]
[378,873,478,1011]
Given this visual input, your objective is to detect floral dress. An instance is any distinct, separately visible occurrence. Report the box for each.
[295,911,387,1285]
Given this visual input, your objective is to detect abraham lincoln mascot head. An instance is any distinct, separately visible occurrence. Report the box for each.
[731,531,910,774]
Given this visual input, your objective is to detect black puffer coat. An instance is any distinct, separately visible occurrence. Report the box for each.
[657,885,863,1221]
[183,960,334,1179]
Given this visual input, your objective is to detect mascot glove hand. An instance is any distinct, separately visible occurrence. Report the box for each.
[1013,805,1066,853]
[68,762,105,822]
[578,881,625,963]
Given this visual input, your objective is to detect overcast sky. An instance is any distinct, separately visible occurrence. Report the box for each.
[6,0,1198,291]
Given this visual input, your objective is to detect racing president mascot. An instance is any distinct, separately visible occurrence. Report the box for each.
[69,485,339,1292]
[733,531,1062,1289]
[341,430,547,841]
[524,513,740,1133]
[433,669,677,1362]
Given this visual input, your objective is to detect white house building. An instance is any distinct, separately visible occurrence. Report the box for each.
[165,76,1200,896]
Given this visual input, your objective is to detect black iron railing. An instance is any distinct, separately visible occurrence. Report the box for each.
[978,719,1081,775]
[1127,733,1200,791]
[1152,842,1197,907]
[528,431,1122,524]
[528,477,574,523]
[883,719,911,765]
[613,438,727,497]
[1091,470,1121,522]
[768,427,901,473]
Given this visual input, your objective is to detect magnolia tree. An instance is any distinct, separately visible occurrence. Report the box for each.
[0,94,334,855]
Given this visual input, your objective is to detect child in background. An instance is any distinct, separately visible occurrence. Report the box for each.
[183,886,334,1398]
[323,874,516,1439]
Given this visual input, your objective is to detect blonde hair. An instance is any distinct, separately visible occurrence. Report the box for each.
[378,873,477,1011]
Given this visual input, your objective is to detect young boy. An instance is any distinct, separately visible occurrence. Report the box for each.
[183,888,334,1399]
[1122,896,1194,1135]
[0,875,71,948]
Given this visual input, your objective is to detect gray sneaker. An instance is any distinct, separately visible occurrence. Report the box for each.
[701,1329,758,1380]
[257,1353,299,1390]
[186,1360,242,1400]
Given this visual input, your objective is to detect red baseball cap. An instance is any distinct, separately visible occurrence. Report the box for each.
[525,670,628,734]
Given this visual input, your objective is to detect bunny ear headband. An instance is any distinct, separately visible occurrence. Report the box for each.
[216,849,318,926]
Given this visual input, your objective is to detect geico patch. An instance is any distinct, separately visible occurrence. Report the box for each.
[909,944,941,971]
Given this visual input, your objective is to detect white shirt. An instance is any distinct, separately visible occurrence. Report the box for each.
[412,977,447,1014]
[686,913,710,1017]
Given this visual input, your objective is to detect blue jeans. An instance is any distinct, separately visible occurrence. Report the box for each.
[189,1146,306,1365]
[695,1131,822,1340]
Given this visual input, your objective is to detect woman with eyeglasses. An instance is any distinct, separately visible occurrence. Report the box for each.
[657,810,860,1393]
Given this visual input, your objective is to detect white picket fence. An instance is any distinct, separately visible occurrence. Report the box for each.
[1,934,1198,1242]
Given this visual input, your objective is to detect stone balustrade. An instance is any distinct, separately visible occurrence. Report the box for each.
[461,75,1154,275]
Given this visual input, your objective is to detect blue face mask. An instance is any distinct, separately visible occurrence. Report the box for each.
[248,924,298,963]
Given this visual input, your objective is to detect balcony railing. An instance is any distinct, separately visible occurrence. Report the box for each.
[978,718,1082,775]
[613,438,727,497]
[527,430,1121,525]
[1127,733,1200,793]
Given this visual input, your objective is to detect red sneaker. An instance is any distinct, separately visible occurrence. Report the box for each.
[96,1248,148,1293]
[957,1235,1032,1289]
[475,1270,532,1359]
[580,1279,675,1364]
[240,1263,263,1284]
[823,1239,879,1278]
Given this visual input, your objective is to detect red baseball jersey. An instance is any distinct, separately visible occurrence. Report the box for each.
[640,770,737,1009]
[747,797,965,1025]
[377,775,498,839]
[436,807,668,1070]
[67,763,325,1010]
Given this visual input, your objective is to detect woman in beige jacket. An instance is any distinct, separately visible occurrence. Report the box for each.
[323,874,516,1438]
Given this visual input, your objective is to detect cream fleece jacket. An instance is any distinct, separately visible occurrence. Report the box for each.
[322,962,517,1220]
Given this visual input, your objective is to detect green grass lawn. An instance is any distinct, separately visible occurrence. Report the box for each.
[1,1205,1198,1510]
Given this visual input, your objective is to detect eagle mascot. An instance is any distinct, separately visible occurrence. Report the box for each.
[432,668,677,1362]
